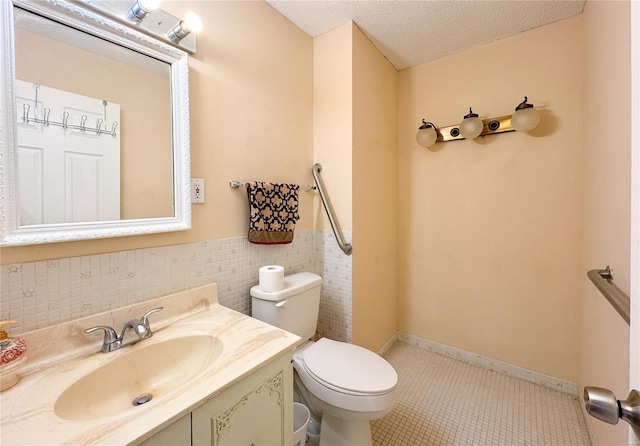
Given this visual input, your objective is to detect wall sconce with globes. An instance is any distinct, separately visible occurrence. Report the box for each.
[459,108,484,139]
[416,120,438,148]
[416,96,541,149]
[511,97,541,132]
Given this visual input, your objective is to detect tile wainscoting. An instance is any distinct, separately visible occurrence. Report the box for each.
[1,230,353,337]
[314,230,353,343]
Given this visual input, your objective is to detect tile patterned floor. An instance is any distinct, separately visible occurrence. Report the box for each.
[370,342,591,446]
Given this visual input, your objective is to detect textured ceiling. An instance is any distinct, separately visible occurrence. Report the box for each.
[266,0,586,70]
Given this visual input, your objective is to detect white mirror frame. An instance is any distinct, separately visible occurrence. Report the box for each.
[0,0,191,246]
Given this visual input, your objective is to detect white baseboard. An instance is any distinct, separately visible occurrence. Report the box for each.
[380,331,579,397]
[377,331,400,357]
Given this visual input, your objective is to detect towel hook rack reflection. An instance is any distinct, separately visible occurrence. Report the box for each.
[18,83,118,137]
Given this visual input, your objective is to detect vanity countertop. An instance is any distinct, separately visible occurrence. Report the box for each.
[0,284,299,445]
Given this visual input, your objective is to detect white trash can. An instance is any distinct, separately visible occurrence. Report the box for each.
[293,402,310,446]
[306,416,321,444]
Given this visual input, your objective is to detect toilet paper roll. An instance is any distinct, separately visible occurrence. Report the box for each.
[259,265,285,292]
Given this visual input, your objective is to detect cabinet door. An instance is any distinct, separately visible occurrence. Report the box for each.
[138,413,191,446]
[192,354,293,446]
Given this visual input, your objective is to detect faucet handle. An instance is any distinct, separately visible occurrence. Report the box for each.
[84,325,119,352]
[140,307,163,330]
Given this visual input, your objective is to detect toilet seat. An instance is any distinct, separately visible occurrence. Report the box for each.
[302,338,397,396]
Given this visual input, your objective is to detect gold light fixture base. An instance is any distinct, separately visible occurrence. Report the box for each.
[437,115,514,142]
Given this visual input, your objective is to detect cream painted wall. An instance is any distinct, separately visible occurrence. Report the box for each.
[2,0,314,265]
[352,25,398,351]
[581,1,631,444]
[312,22,353,232]
[312,22,398,351]
[397,16,585,382]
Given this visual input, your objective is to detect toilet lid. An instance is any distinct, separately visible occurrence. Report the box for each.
[302,338,397,395]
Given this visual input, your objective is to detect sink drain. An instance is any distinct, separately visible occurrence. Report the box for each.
[132,393,153,406]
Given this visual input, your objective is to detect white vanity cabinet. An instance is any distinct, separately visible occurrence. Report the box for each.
[140,352,294,446]
[192,352,294,446]
[140,413,191,446]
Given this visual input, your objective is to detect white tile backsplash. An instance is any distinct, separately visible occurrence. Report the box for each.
[1,230,353,335]
[0,230,350,334]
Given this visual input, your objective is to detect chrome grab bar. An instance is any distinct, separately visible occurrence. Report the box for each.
[587,266,630,325]
[312,163,352,256]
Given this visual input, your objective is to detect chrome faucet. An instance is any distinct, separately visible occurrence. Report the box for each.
[84,307,163,353]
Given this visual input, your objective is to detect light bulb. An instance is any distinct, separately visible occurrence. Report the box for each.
[126,0,160,21]
[139,0,161,11]
[167,12,202,42]
[183,12,202,33]
[416,120,438,148]
[511,97,540,132]
[459,108,484,139]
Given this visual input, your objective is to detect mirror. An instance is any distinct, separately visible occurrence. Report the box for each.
[0,0,191,246]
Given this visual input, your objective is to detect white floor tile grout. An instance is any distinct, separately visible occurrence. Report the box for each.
[371,342,591,446]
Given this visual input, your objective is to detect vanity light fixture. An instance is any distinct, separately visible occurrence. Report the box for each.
[167,12,202,43]
[415,96,541,148]
[126,0,161,22]
[459,107,484,139]
[511,96,541,132]
[81,0,199,53]
[415,120,438,148]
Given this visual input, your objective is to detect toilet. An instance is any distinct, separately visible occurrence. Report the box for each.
[251,272,398,446]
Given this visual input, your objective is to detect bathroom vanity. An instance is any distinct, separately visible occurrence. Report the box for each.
[0,284,299,445]
[144,353,291,446]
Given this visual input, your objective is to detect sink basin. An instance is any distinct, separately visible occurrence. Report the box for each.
[54,335,223,421]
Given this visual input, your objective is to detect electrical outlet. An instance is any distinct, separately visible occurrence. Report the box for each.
[191,178,205,203]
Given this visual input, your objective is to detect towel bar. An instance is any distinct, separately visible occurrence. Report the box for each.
[229,181,316,191]
[587,266,630,325]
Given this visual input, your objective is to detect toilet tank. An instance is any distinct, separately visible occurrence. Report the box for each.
[251,272,322,343]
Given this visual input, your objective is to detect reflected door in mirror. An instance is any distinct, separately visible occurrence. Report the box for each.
[16,80,121,225]
[14,6,174,224]
[1,0,191,246]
